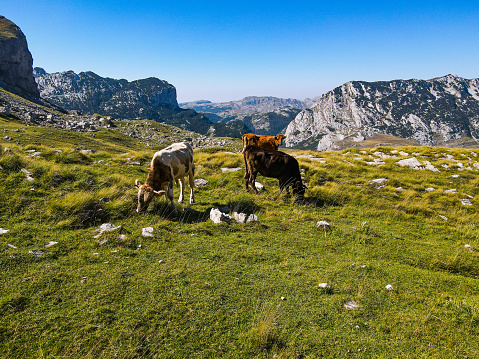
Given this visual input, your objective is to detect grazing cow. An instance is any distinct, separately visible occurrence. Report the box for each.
[243,145,305,200]
[135,142,195,213]
[242,133,286,152]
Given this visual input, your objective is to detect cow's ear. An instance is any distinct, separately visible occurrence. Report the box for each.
[135,179,142,188]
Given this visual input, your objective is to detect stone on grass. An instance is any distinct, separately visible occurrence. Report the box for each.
[194,178,208,187]
[45,241,58,248]
[425,187,436,193]
[233,212,258,223]
[142,227,154,237]
[443,189,457,194]
[385,284,394,290]
[221,167,242,173]
[94,223,122,238]
[397,157,422,169]
[344,301,360,310]
[460,199,473,206]
[318,283,330,288]
[7,243,16,249]
[0,228,10,235]
[254,182,264,191]
[210,208,231,224]
[29,250,45,257]
[369,178,387,185]
[439,215,448,221]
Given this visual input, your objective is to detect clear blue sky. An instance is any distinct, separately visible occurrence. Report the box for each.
[3,1,479,102]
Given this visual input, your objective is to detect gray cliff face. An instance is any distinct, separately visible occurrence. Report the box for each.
[0,16,39,97]
[285,75,479,150]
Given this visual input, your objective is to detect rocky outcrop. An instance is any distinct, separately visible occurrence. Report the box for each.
[285,75,479,150]
[0,16,39,98]
[34,69,179,117]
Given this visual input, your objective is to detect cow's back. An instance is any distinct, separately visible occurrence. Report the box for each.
[151,142,194,177]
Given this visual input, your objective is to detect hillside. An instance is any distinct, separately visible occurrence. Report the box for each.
[285,75,479,151]
[1,109,479,357]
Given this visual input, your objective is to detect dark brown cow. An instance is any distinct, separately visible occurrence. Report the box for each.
[243,145,305,200]
[242,133,286,152]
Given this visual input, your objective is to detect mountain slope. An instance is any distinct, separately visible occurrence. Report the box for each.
[285,75,479,150]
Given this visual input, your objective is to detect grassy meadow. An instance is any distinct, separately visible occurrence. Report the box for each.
[1,115,479,358]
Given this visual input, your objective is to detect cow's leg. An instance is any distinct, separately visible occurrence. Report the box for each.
[167,184,177,212]
[250,171,259,194]
[178,177,185,203]
[188,171,195,204]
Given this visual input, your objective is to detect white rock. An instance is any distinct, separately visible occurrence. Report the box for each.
[423,161,440,172]
[210,208,231,224]
[318,283,330,288]
[316,221,331,227]
[439,215,448,221]
[443,189,457,194]
[194,178,208,187]
[425,187,436,193]
[280,296,286,301]
[142,227,154,237]
[254,182,264,191]
[369,178,388,185]
[233,212,247,223]
[450,174,460,178]
[460,199,473,206]
[344,301,359,310]
[247,214,258,223]
[94,223,122,238]
[45,241,58,248]
[0,228,10,235]
[464,244,472,249]
[397,157,422,169]
[385,284,394,290]
[7,243,16,248]
[221,167,242,173]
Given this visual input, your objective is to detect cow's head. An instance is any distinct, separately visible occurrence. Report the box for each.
[275,134,286,145]
[135,179,166,213]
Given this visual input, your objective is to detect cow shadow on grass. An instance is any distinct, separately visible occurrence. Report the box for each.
[147,199,263,224]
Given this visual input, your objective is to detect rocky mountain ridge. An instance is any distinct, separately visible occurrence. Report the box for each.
[180,96,318,116]
[34,68,248,138]
[180,96,318,136]
[285,74,479,150]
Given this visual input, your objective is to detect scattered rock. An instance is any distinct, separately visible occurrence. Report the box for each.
[6,243,16,248]
[233,212,258,223]
[210,208,231,224]
[369,178,388,185]
[45,241,58,248]
[344,301,360,310]
[385,284,394,290]
[254,182,264,191]
[439,215,448,221]
[29,250,45,257]
[318,283,330,288]
[425,187,436,193]
[142,227,154,237]
[94,223,122,238]
[280,296,286,301]
[221,167,242,173]
[443,189,457,194]
[0,228,10,235]
[460,199,473,206]
[194,178,208,187]
[20,168,34,182]
[397,157,422,169]
[464,244,472,250]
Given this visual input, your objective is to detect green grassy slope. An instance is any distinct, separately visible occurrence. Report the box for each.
[1,116,479,358]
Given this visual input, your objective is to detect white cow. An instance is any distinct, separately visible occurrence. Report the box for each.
[135,142,195,213]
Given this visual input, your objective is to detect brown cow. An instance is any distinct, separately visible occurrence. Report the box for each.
[243,145,305,200]
[242,133,286,152]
